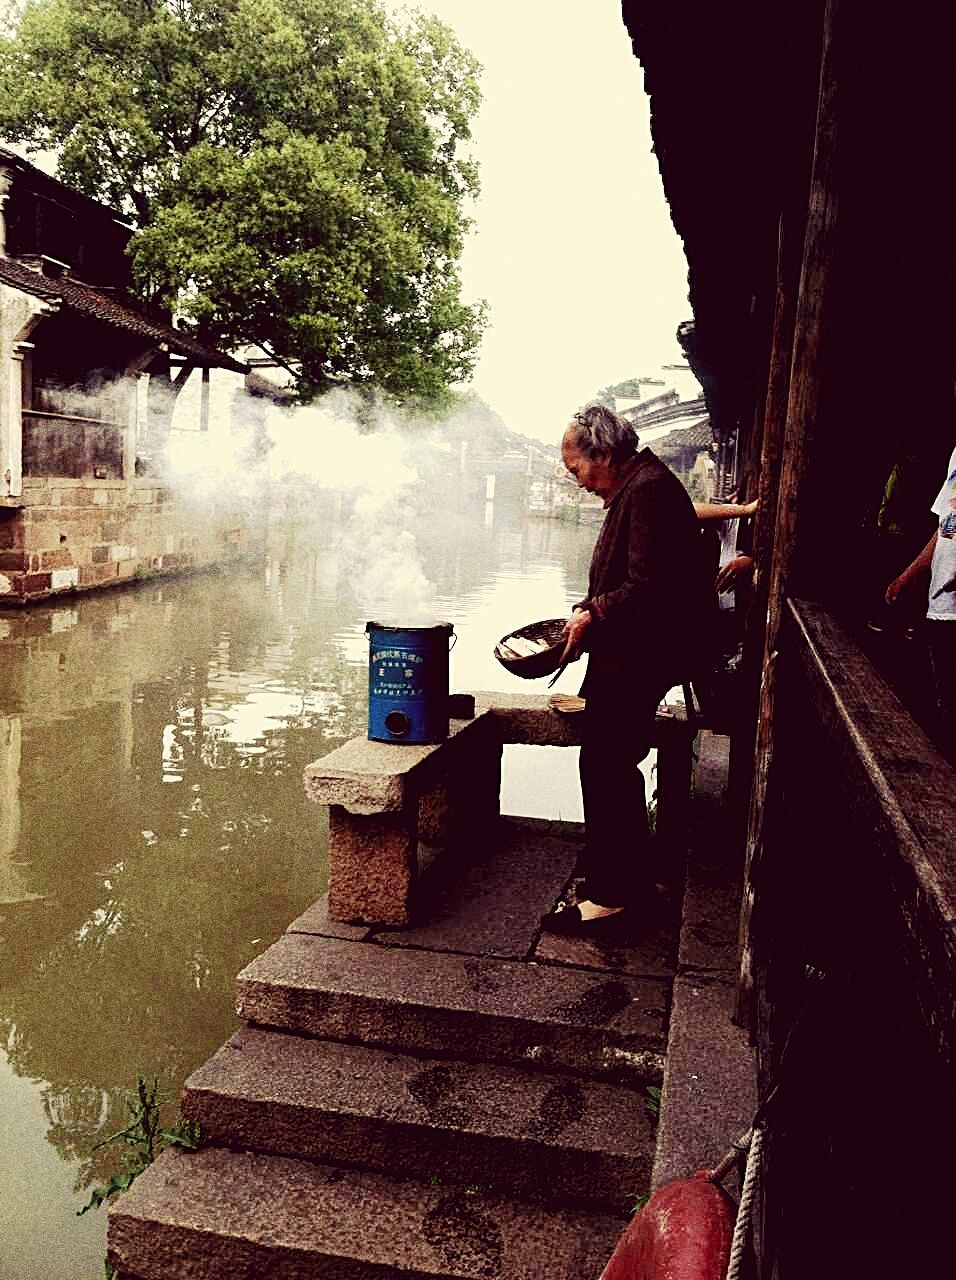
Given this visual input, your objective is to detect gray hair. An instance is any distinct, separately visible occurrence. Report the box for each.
[568,403,639,464]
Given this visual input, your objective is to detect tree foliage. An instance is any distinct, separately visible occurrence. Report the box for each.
[0,0,485,402]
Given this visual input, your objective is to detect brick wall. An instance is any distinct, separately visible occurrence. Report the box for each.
[0,478,261,602]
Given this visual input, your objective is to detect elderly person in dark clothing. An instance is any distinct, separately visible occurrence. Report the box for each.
[541,404,713,936]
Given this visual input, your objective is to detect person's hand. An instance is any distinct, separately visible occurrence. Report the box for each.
[885,571,918,606]
[726,493,758,516]
[716,555,754,593]
[560,608,592,662]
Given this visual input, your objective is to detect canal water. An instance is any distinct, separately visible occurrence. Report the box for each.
[0,504,597,1278]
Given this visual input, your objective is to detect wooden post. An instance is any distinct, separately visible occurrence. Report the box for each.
[199,366,211,433]
[736,0,841,1027]
[750,217,800,622]
[728,212,803,818]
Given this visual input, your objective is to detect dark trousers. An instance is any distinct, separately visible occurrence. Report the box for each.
[927,620,956,763]
[577,676,673,906]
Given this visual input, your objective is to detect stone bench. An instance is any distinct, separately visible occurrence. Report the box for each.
[304,691,699,926]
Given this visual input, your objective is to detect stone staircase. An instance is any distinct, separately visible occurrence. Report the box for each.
[182,1026,654,1207]
[108,733,756,1279]
[108,818,670,1279]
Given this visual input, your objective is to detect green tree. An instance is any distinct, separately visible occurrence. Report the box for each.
[0,0,485,403]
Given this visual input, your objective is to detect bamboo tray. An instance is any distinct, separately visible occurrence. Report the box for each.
[494,617,567,679]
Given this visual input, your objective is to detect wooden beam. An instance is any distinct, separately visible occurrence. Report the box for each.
[749,215,799,627]
[736,0,841,1027]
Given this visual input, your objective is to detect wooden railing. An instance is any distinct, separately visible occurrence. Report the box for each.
[22,409,124,479]
[747,599,954,1277]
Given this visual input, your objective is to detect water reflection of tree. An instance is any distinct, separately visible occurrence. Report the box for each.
[0,714,333,1189]
[0,565,368,1194]
[42,1085,128,1191]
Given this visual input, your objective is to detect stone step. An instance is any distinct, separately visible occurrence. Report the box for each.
[651,731,756,1190]
[236,933,668,1085]
[109,1145,625,1280]
[183,1026,655,1211]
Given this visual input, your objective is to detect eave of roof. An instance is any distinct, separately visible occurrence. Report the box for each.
[0,146,133,229]
[0,257,247,373]
[620,3,821,439]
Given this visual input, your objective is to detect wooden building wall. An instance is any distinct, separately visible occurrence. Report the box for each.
[624,2,955,1275]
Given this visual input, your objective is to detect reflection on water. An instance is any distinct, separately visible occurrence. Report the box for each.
[0,505,595,1277]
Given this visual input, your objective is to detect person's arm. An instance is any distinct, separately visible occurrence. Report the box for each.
[885,531,938,605]
[694,498,758,523]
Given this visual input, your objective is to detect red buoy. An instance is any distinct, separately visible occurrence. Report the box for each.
[601,1173,736,1280]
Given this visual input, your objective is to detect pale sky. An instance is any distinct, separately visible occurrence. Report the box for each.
[388,0,694,442]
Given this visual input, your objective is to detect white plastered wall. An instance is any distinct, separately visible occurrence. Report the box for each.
[0,282,54,497]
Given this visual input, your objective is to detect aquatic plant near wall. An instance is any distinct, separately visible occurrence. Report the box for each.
[77,1077,200,1214]
[77,1077,199,1277]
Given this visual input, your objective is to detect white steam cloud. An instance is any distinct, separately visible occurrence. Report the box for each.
[346,496,440,621]
[168,373,445,620]
[26,366,459,627]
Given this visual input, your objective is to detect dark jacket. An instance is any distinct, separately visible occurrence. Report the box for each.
[578,448,714,697]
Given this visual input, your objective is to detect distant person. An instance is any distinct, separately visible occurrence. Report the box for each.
[540,404,713,936]
[885,444,956,759]
[868,453,936,636]
[695,494,756,597]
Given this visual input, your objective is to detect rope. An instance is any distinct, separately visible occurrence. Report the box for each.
[700,968,825,1279]
[707,1128,753,1186]
[725,1124,765,1280]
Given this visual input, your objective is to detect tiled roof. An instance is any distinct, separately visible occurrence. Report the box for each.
[682,416,715,449]
[245,368,297,402]
[0,257,247,372]
[626,395,707,429]
[653,416,714,459]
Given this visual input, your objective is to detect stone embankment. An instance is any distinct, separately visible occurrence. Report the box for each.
[0,476,255,603]
[108,706,755,1278]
